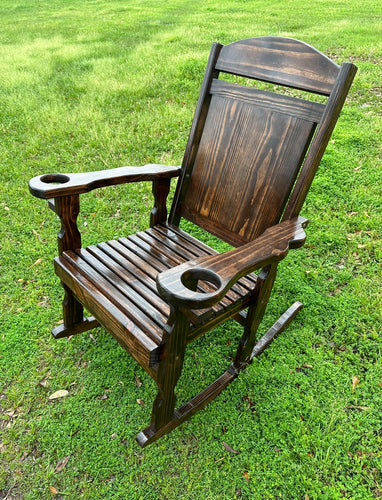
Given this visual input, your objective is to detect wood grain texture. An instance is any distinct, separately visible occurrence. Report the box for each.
[137,365,237,447]
[137,300,304,447]
[234,263,278,367]
[53,195,81,254]
[150,308,189,428]
[54,223,260,372]
[150,177,172,226]
[52,316,99,339]
[170,42,223,226]
[172,40,356,248]
[283,62,358,219]
[210,79,325,122]
[176,93,313,246]
[157,216,307,310]
[215,37,340,95]
[54,251,161,378]
[28,36,357,446]
[52,195,84,328]
[29,164,180,199]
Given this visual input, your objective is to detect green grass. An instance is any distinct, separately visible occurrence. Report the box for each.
[1,0,381,498]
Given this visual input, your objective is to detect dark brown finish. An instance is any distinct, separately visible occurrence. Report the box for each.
[29,164,180,199]
[29,37,357,446]
[215,37,340,95]
[156,216,307,309]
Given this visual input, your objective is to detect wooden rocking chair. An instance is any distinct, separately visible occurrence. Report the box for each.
[29,37,357,447]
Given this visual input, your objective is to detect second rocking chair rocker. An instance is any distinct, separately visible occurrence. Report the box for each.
[29,37,357,446]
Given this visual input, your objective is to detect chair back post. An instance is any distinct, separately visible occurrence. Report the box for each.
[169,42,223,226]
[283,62,358,220]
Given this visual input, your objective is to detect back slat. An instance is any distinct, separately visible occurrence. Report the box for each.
[210,79,325,123]
[215,37,340,96]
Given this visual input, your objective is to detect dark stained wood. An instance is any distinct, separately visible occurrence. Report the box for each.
[52,316,99,339]
[29,164,180,200]
[175,95,314,245]
[209,79,326,122]
[53,195,81,254]
[54,251,161,379]
[234,263,278,368]
[170,42,223,226]
[52,195,84,329]
[137,364,238,447]
[150,307,190,429]
[53,223,261,371]
[156,216,307,310]
[283,62,358,220]
[150,177,172,226]
[137,301,304,447]
[215,37,340,95]
[249,301,303,360]
[29,36,357,447]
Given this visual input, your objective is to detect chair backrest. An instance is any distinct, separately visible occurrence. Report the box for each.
[169,37,357,246]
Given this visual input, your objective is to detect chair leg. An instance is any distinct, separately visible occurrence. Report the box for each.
[52,284,99,339]
[137,302,303,447]
[234,264,278,368]
[136,364,239,447]
[136,269,303,448]
[137,309,189,445]
[50,195,100,338]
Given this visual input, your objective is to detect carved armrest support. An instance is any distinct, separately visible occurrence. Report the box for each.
[157,216,308,310]
[29,164,181,253]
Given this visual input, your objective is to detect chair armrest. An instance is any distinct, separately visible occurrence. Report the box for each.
[28,164,181,199]
[157,216,308,310]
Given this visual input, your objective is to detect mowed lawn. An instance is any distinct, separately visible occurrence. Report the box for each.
[0,1,381,498]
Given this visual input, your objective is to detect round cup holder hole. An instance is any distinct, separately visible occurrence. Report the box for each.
[40,174,70,185]
[181,268,222,292]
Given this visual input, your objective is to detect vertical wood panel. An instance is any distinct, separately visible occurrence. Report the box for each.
[177,95,315,245]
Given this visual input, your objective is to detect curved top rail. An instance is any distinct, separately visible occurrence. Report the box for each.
[216,36,340,95]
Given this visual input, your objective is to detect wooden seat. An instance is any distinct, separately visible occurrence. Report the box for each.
[54,222,257,376]
[29,37,357,446]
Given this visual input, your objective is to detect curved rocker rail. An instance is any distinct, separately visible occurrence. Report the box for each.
[137,301,303,447]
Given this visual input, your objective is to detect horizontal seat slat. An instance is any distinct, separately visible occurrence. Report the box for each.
[98,237,224,323]
[65,250,164,343]
[155,223,218,256]
[118,237,171,273]
[87,244,170,318]
[135,230,235,308]
[79,248,168,329]
[140,229,201,262]
[128,233,181,269]
[143,231,248,302]
[105,240,160,283]
[120,230,229,314]
[154,224,258,293]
